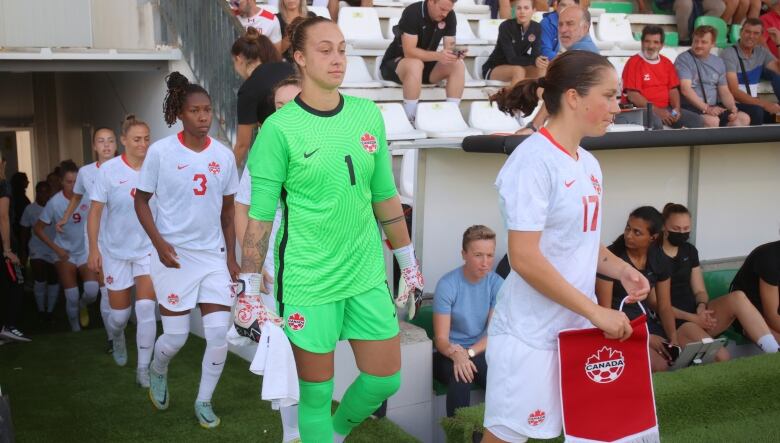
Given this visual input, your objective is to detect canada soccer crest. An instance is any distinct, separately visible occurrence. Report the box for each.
[80,204,89,211]
[585,346,625,384]
[287,312,305,331]
[527,409,546,426]
[167,293,180,306]
[106,276,114,285]
[591,174,602,195]
[360,133,377,154]
[208,161,221,174]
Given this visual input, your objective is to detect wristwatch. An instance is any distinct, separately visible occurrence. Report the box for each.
[467,348,476,358]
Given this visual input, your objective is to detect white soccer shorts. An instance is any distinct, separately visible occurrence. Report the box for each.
[102,253,151,291]
[67,250,88,267]
[29,248,57,264]
[151,246,236,312]
[484,333,563,441]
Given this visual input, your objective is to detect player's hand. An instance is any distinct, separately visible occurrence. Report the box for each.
[236,273,283,329]
[535,55,549,71]
[649,334,672,361]
[768,28,780,44]
[618,265,650,303]
[55,217,68,233]
[154,240,180,268]
[55,247,69,262]
[590,306,632,341]
[3,250,20,265]
[439,50,459,64]
[88,249,102,274]
[695,305,717,330]
[452,350,477,383]
[261,267,274,294]
[227,256,240,282]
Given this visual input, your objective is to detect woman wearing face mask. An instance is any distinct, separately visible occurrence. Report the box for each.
[661,203,779,360]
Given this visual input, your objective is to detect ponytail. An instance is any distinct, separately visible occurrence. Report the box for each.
[163,71,209,127]
[490,78,543,117]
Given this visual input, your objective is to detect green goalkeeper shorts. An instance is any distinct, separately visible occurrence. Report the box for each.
[280,283,400,353]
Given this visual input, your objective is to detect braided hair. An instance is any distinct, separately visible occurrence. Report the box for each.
[163,72,210,127]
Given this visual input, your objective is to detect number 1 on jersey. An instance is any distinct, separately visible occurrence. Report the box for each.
[344,155,356,186]
[582,195,599,232]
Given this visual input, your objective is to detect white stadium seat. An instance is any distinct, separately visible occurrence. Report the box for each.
[415,102,483,138]
[597,13,641,50]
[309,6,331,19]
[385,16,401,40]
[607,56,628,79]
[660,47,678,62]
[589,23,615,50]
[374,56,401,87]
[343,56,382,88]
[453,0,490,15]
[399,149,417,205]
[473,56,508,86]
[338,7,392,49]
[468,101,522,134]
[464,68,486,87]
[477,19,501,44]
[377,103,427,141]
[455,14,487,45]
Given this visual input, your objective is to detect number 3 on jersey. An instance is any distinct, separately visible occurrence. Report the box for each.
[193,173,207,195]
[582,195,599,232]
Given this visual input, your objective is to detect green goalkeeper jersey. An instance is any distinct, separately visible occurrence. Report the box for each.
[247,94,398,307]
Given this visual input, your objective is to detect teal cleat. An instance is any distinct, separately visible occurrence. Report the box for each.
[194,401,221,429]
[111,334,127,367]
[148,365,169,410]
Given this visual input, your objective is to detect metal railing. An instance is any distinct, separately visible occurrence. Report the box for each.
[158,0,243,144]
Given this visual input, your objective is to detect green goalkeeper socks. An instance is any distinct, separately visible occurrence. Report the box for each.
[298,378,334,442]
[332,371,401,437]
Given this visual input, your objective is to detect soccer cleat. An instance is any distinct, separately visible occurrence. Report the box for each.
[137,367,151,388]
[79,306,90,328]
[112,334,128,366]
[194,401,221,429]
[148,366,169,410]
[0,326,32,343]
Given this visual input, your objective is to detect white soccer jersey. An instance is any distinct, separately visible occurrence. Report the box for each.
[238,167,282,275]
[138,133,239,251]
[491,128,603,350]
[238,7,282,43]
[91,155,155,260]
[38,191,89,256]
[74,161,109,247]
[19,202,56,261]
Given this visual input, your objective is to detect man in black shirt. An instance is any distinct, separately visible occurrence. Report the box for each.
[731,240,780,341]
[380,0,465,124]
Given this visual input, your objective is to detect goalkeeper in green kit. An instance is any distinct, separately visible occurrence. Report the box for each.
[240,16,423,442]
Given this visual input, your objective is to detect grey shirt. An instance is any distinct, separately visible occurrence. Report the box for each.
[721,44,776,98]
[675,50,726,105]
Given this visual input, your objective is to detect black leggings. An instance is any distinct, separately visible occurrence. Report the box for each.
[1,259,24,328]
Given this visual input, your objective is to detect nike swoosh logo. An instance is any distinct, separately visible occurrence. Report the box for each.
[119,180,128,184]
[199,413,214,423]
[303,149,319,159]
[347,419,362,424]
[564,180,576,188]
[211,361,224,366]
[177,164,189,170]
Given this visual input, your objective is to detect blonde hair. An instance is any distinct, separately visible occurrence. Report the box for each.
[121,114,149,136]
[462,225,496,251]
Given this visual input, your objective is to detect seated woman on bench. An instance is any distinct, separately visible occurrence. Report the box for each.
[661,203,779,361]
[432,225,503,417]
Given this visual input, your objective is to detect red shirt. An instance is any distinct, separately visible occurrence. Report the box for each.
[622,54,679,108]
[761,10,780,58]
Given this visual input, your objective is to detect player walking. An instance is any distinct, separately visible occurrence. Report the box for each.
[241,17,423,442]
[87,115,158,386]
[483,51,651,443]
[135,72,240,428]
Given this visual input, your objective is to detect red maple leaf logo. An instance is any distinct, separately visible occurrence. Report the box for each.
[360,133,377,153]
[106,276,114,285]
[586,346,623,366]
[287,312,306,331]
[167,293,179,306]
[527,409,546,426]
[208,161,221,175]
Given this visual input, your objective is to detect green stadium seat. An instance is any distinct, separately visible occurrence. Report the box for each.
[408,304,434,340]
[590,1,634,13]
[633,31,679,47]
[729,24,742,44]
[694,16,729,48]
[703,269,738,300]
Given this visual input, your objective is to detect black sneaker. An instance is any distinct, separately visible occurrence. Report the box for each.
[0,326,32,343]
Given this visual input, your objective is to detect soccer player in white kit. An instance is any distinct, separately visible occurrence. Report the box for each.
[34,161,101,332]
[134,72,240,429]
[235,76,301,443]
[482,51,651,443]
[87,115,158,386]
[57,127,117,344]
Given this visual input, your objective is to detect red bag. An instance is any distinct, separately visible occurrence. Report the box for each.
[558,303,659,442]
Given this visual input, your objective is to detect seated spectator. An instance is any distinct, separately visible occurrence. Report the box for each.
[618,25,704,129]
[723,18,780,125]
[731,240,780,343]
[660,203,780,362]
[380,0,466,124]
[595,207,676,373]
[722,0,761,26]
[676,26,751,127]
[232,0,283,52]
[539,0,579,59]
[558,5,598,53]
[761,0,780,59]
[433,225,502,417]
[653,0,725,46]
[498,0,551,19]
[277,0,316,55]
[482,0,547,85]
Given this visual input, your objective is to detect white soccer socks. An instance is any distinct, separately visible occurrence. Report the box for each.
[99,286,111,338]
[403,99,419,123]
[107,307,132,339]
[757,334,780,353]
[280,405,300,443]
[151,314,190,374]
[64,287,80,331]
[196,311,230,403]
[81,281,99,307]
[135,299,157,369]
[33,281,46,312]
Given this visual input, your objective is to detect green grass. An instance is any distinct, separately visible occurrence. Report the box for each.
[0,325,417,442]
[442,353,780,442]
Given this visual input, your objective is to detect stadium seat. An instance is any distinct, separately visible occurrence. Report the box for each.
[665,31,679,47]
[399,148,417,204]
[468,101,522,134]
[694,16,728,48]
[377,103,427,141]
[590,1,634,13]
[660,47,678,61]
[608,56,628,78]
[477,19,501,44]
[385,16,401,40]
[590,23,617,50]
[597,13,641,50]
[374,0,405,6]
[463,68,487,87]
[415,102,483,138]
[456,14,488,45]
[343,56,382,88]
[338,7,392,49]
[407,304,434,340]
[309,5,331,19]
[703,269,738,300]
[729,24,742,44]
[453,0,490,15]
[473,56,509,86]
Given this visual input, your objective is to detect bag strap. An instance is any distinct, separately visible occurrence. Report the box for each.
[618,296,647,314]
[733,46,753,97]
[688,49,708,105]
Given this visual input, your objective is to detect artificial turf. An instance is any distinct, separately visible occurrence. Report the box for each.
[0,325,418,442]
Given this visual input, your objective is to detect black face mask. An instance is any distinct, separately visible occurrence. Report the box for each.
[667,231,690,246]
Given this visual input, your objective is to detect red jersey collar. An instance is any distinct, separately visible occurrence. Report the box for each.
[177,131,211,151]
[539,127,578,161]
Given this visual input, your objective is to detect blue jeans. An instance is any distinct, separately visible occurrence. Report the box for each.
[764,69,780,103]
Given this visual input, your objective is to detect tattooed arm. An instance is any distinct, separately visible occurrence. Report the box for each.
[240,218,273,275]
[373,195,411,249]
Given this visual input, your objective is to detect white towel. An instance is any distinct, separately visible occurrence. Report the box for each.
[249,321,299,409]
